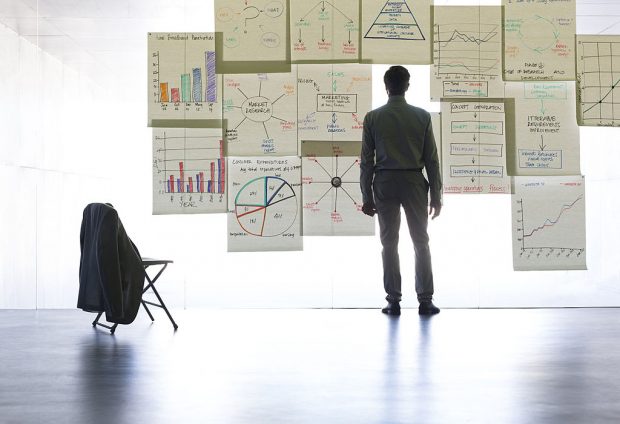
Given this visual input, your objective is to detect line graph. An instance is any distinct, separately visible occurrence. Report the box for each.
[577,37,620,126]
[431,7,503,100]
[438,28,498,47]
[521,195,583,240]
[435,23,500,76]
[511,176,586,271]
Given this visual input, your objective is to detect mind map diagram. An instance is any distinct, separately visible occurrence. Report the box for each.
[224,71,298,156]
[215,0,287,63]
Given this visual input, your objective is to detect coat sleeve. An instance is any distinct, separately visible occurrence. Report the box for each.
[423,116,442,206]
[360,113,375,205]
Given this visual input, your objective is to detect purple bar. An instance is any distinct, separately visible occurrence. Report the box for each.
[206,51,216,103]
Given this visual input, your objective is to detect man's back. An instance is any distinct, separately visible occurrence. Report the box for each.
[361,95,441,208]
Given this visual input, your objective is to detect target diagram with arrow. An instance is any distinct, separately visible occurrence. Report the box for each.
[291,0,359,61]
[301,140,374,236]
[441,100,509,194]
[223,72,298,156]
[297,64,371,141]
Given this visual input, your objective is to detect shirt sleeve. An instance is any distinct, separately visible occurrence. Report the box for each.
[360,113,375,205]
[423,116,442,205]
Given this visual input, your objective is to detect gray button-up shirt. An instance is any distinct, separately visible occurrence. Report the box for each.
[360,95,442,205]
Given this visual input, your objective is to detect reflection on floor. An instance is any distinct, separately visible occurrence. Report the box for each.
[1,308,619,423]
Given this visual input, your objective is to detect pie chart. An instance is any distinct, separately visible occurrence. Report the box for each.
[234,176,298,237]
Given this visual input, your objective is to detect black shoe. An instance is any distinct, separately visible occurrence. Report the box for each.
[381,301,401,316]
[418,300,440,315]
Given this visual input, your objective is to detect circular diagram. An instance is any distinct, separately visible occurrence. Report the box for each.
[518,16,559,53]
[234,176,298,237]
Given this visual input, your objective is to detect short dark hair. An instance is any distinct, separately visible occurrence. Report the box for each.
[384,65,410,95]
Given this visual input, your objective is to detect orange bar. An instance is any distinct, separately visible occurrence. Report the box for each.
[160,82,169,102]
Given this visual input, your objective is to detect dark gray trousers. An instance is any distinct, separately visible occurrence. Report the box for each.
[373,171,434,303]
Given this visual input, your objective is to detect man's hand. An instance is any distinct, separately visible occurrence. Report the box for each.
[362,202,377,217]
[429,201,441,220]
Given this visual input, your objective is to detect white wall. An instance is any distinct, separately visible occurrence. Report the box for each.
[1,3,619,310]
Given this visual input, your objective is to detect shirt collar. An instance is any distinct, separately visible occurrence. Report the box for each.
[387,95,407,104]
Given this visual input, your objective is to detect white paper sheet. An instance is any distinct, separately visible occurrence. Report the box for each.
[441,100,509,194]
[511,175,586,271]
[223,71,298,156]
[297,64,371,142]
[147,33,222,127]
[361,0,432,64]
[153,128,226,214]
[503,0,576,81]
[227,156,302,251]
[576,35,620,127]
[431,6,504,101]
[301,140,374,236]
[291,0,360,62]
[506,82,580,176]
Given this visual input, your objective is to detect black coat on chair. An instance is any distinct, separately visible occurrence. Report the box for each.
[78,203,144,324]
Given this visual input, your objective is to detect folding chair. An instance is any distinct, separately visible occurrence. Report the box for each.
[92,258,178,334]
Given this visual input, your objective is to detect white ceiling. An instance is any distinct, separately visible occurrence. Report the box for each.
[1,0,619,93]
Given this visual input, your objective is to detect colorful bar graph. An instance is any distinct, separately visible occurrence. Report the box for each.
[181,74,191,102]
[206,51,217,103]
[192,68,202,102]
[163,137,225,195]
[160,83,169,102]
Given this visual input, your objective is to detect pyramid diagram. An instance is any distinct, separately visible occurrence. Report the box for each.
[364,0,425,40]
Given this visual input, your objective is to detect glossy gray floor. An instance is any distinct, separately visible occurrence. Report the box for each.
[1,308,620,424]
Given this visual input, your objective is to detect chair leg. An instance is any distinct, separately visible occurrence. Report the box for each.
[142,264,179,330]
[92,312,103,327]
[141,300,155,321]
[92,312,118,334]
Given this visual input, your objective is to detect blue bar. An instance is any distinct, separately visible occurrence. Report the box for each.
[192,68,202,102]
[177,178,181,193]
[208,180,212,193]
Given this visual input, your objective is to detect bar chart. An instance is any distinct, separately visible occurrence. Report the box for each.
[148,33,222,125]
[156,50,217,104]
[153,128,226,214]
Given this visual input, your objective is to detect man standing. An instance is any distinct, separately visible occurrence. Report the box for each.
[360,66,442,316]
